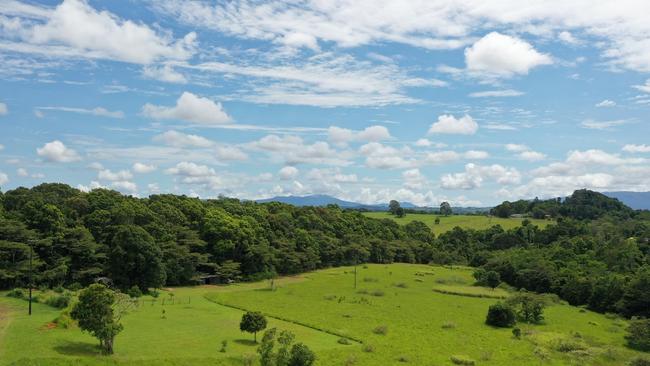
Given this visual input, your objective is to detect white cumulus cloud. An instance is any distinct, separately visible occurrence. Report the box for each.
[142,92,232,125]
[428,114,478,135]
[36,140,81,162]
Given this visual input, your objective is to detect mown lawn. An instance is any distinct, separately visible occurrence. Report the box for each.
[0,264,644,366]
[362,212,550,235]
[0,280,344,366]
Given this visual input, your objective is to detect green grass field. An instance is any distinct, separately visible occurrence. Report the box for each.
[362,212,550,235]
[0,264,644,365]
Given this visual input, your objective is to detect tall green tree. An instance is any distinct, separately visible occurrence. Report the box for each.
[109,225,165,291]
[70,284,123,354]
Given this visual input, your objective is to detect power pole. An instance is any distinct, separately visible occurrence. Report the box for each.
[28,240,33,316]
[353,255,357,290]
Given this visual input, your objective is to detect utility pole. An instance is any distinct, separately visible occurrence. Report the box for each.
[28,239,33,316]
[354,255,357,290]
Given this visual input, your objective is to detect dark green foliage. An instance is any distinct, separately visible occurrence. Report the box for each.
[70,284,122,354]
[109,225,166,291]
[388,200,401,216]
[1,184,649,319]
[626,319,650,351]
[289,343,316,366]
[506,292,545,324]
[440,202,452,216]
[257,328,315,366]
[126,285,143,298]
[473,269,500,289]
[240,311,267,342]
[485,302,516,327]
[629,357,650,366]
[6,288,25,299]
[512,327,521,339]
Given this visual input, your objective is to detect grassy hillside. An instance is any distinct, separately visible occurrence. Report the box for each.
[363,212,550,234]
[1,264,643,366]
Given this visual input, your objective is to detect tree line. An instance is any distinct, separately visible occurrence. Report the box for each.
[1,184,648,318]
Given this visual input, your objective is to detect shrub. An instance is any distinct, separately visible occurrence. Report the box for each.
[220,340,227,353]
[626,319,650,351]
[512,327,521,339]
[363,277,378,282]
[506,292,545,324]
[450,355,476,365]
[373,325,388,335]
[370,290,385,297]
[362,344,375,353]
[6,288,25,299]
[67,282,82,291]
[45,293,72,309]
[53,285,65,293]
[397,355,409,362]
[337,338,351,345]
[550,338,588,353]
[127,285,143,298]
[485,302,516,327]
[394,282,408,288]
[289,343,316,366]
[442,321,456,329]
[629,357,650,366]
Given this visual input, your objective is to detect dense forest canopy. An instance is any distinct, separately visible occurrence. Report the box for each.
[0,184,648,317]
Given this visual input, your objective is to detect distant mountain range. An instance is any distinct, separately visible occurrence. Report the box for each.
[257,191,650,211]
[256,194,417,210]
[603,191,650,210]
[255,194,488,213]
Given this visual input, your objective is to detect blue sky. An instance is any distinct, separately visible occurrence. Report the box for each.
[1,0,649,206]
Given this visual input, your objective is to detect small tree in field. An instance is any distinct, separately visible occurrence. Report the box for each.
[71,284,132,354]
[440,201,452,216]
[485,302,516,328]
[626,319,650,351]
[240,311,267,342]
[289,343,316,366]
[485,271,501,290]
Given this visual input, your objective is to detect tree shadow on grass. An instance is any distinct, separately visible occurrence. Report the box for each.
[233,339,258,347]
[54,341,102,356]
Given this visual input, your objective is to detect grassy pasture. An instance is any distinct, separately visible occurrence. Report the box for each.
[362,212,550,234]
[1,263,644,366]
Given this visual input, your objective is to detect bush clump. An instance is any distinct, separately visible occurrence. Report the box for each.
[629,357,650,366]
[126,285,143,298]
[6,288,25,299]
[370,290,385,297]
[45,292,72,309]
[338,337,351,345]
[450,355,476,365]
[373,325,388,335]
[626,319,650,351]
[485,302,516,327]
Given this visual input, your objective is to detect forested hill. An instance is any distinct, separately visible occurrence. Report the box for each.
[1,184,649,318]
[490,189,636,219]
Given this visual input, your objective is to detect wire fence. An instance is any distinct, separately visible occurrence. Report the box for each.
[137,296,192,307]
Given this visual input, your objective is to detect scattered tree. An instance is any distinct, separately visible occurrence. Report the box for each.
[240,311,267,342]
[485,271,501,290]
[70,284,134,354]
[506,292,545,324]
[485,302,516,328]
[626,319,650,352]
[434,217,441,225]
[440,202,452,216]
[256,328,315,366]
[289,343,316,366]
[388,200,401,216]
